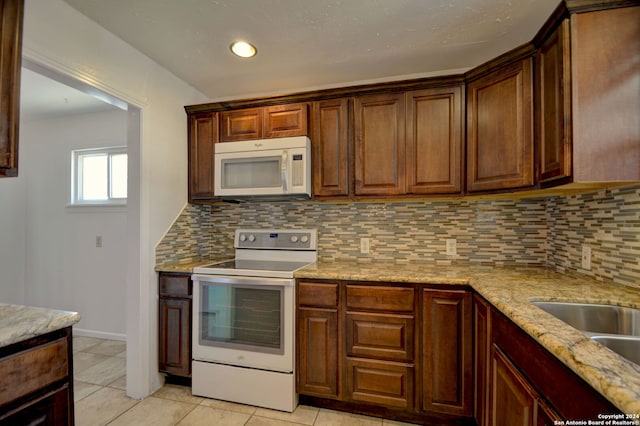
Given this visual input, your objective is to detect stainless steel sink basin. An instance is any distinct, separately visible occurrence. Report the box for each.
[591,336,640,365]
[531,301,640,337]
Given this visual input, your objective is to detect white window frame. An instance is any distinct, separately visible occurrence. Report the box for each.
[71,146,127,206]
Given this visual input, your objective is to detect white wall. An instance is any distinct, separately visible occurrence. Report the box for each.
[0,169,26,304]
[22,0,209,398]
[21,110,128,339]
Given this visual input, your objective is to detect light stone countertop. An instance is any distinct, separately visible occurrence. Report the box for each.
[155,257,231,273]
[295,261,640,415]
[0,303,80,348]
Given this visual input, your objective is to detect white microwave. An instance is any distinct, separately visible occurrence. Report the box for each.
[214,136,311,200]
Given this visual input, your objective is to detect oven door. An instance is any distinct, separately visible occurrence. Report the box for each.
[192,274,294,373]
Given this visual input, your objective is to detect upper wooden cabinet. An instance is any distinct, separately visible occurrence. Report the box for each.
[311,98,350,197]
[354,87,464,197]
[188,112,219,202]
[0,0,24,178]
[354,93,406,196]
[466,58,534,192]
[406,86,463,194]
[220,103,308,142]
[536,19,572,184]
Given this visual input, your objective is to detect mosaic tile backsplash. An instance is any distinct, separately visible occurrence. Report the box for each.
[156,184,640,289]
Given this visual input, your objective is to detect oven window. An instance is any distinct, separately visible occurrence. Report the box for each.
[200,283,284,354]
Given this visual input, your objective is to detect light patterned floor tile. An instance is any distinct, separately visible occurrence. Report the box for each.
[86,339,126,357]
[246,416,304,425]
[382,419,419,425]
[199,398,257,415]
[73,336,103,352]
[314,408,383,426]
[74,352,110,374]
[177,405,251,426]
[153,384,206,405]
[107,375,127,390]
[253,404,319,425]
[108,396,196,426]
[73,381,102,402]
[74,387,138,426]
[75,356,126,386]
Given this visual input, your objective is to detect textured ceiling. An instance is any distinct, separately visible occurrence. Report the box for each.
[61,0,560,101]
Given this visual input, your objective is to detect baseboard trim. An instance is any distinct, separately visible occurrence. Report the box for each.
[73,328,126,341]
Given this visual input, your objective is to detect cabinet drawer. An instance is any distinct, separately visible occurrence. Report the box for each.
[160,274,192,297]
[0,337,68,406]
[220,108,263,141]
[346,358,414,409]
[298,281,338,308]
[264,103,308,138]
[346,312,414,361]
[346,285,414,312]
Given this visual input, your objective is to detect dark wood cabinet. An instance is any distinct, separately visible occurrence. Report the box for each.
[311,98,350,197]
[422,289,472,416]
[159,272,192,378]
[569,6,640,182]
[466,58,534,192]
[220,103,308,142]
[297,279,474,423]
[0,328,74,425]
[296,281,340,399]
[354,93,406,196]
[536,19,572,184]
[474,294,491,426]
[473,294,618,426]
[406,86,463,194]
[220,108,262,141]
[0,0,24,177]
[489,345,537,426]
[188,112,219,202]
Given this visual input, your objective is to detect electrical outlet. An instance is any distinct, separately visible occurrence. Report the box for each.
[581,245,591,270]
[360,237,370,254]
[446,238,457,256]
[96,235,103,248]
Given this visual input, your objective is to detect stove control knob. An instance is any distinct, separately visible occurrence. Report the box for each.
[290,236,298,243]
[239,234,247,242]
[248,234,256,242]
[301,235,309,243]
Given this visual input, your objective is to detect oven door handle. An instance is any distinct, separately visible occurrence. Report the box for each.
[191,274,295,287]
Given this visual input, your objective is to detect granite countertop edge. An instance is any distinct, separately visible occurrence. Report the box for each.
[0,303,81,349]
[154,258,640,413]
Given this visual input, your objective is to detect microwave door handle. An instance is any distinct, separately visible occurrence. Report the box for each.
[281,151,288,193]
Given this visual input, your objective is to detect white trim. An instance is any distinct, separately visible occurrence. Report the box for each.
[73,328,127,342]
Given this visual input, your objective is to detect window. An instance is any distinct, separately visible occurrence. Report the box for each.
[71,146,127,205]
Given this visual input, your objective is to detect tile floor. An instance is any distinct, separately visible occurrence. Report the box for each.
[72,336,415,426]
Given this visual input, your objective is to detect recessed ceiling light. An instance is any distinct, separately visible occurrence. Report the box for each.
[230,41,257,58]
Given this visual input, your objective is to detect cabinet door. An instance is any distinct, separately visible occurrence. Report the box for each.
[536,399,562,426]
[297,307,339,399]
[422,289,472,416]
[354,93,406,195]
[159,297,192,377]
[536,20,572,184]
[474,295,492,426]
[312,98,350,197]
[0,0,24,177]
[0,385,71,425]
[264,103,308,138]
[188,112,218,202]
[490,345,536,426]
[346,357,414,410]
[406,86,463,194]
[220,108,263,141]
[467,58,534,192]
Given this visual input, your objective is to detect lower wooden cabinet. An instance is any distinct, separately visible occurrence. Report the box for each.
[474,294,617,426]
[0,328,74,425]
[422,289,472,416]
[159,272,192,378]
[297,280,473,423]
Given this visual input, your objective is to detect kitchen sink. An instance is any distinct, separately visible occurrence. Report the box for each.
[531,301,640,337]
[590,336,640,365]
[531,301,640,366]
